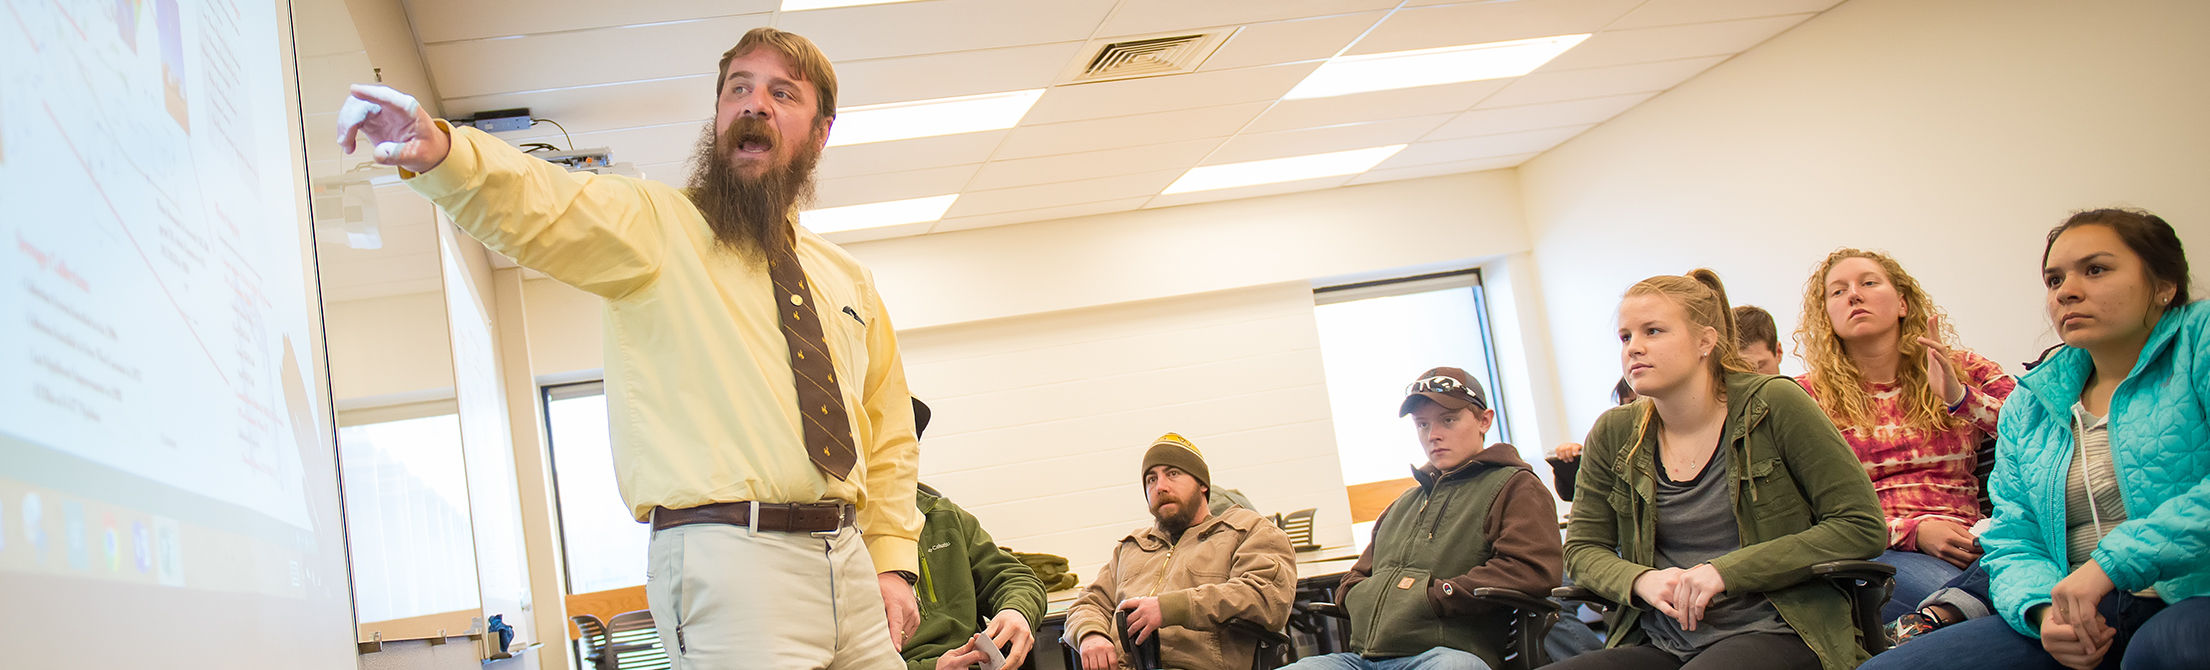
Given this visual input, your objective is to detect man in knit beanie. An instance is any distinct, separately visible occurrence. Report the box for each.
[1062,432,1296,670]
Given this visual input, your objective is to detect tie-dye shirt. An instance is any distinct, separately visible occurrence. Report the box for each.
[1799,350,2014,549]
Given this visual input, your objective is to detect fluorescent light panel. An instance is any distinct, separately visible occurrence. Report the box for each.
[781,0,925,11]
[1285,34,1591,100]
[800,194,959,234]
[1163,145,1406,195]
[825,89,1045,147]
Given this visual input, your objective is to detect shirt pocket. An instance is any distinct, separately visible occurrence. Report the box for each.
[1749,458,1811,529]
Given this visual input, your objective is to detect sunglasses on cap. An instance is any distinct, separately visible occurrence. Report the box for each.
[1407,376,1473,397]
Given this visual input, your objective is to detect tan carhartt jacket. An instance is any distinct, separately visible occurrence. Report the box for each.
[1063,506,1296,670]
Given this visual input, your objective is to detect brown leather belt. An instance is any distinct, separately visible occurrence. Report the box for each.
[651,501,853,533]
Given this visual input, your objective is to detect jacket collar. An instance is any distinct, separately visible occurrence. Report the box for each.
[1411,443,1532,488]
[1130,505,1259,550]
[2017,301,2199,417]
[916,482,945,514]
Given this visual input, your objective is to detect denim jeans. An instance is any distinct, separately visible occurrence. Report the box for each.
[1874,550,1965,623]
[1280,647,1492,670]
[1859,594,2210,670]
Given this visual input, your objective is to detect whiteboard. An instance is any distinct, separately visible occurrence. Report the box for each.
[0,0,357,667]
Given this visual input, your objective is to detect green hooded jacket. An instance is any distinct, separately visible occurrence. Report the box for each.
[1565,373,1884,670]
[902,484,1049,670]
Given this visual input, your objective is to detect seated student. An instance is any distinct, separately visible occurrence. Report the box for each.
[1733,306,1786,375]
[1794,249,2014,623]
[1064,433,1297,670]
[1861,209,2210,670]
[1551,269,1884,670]
[1283,368,1563,670]
[900,400,1048,670]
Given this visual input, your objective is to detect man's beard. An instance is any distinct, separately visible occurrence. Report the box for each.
[684,115,821,261]
[1151,489,1204,537]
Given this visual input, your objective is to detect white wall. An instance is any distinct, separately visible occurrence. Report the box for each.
[324,290,454,403]
[845,170,1530,330]
[1519,0,2210,439]
[901,282,1352,581]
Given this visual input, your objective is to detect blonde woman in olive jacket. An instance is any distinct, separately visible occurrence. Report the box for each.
[1553,271,1885,670]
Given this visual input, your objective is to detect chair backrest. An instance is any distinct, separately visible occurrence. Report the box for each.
[1279,508,1318,550]
[600,610,671,670]
[571,615,612,670]
[1974,431,1998,516]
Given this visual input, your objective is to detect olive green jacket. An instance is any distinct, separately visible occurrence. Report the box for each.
[902,485,1047,670]
[1565,373,1884,670]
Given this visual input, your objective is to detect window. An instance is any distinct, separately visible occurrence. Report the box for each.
[1314,270,1510,548]
[337,413,482,624]
[543,382,648,595]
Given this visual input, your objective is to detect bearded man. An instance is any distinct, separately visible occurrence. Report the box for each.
[337,27,922,670]
[1063,433,1297,670]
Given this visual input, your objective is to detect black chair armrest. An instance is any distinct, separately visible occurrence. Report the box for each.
[1297,601,1348,619]
[1811,559,1897,584]
[1551,585,1617,611]
[1220,618,1292,645]
[1470,587,1562,613]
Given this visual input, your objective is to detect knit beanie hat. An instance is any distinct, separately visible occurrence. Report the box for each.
[1141,432,1211,490]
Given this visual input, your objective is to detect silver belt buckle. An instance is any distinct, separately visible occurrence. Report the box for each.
[746,500,761,537]
[811,502,845,539]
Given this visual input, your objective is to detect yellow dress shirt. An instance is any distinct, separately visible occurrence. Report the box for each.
[407,124,921,574]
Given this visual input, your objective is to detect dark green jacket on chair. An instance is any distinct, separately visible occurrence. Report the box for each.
[1565,373,1884,670]
[901,484,1048,670]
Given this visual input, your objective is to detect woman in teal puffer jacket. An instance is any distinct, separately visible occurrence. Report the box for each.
[1862,208,2209,670]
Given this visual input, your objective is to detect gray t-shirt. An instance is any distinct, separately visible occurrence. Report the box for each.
[1641,442,1795,657]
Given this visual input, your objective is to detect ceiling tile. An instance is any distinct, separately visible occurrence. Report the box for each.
[424,15,771,98]
[1021,62,1320,125]
[1346,0,1644,56]
[409,1,776,44]
[1536,14,1812,72]
[944,170,1183,218]
[778,0,1117,62]
[1476,55,1727,108]
[834,42,1085,107]
[1346,153,1536,186]
[490,121,712,168]
[817,130,1011,180]
[818,221,935,245]
[1200,12,1386,71]
[1377,125,1594,169]
[965,139,1222,191]
[995,102,1270,160]
[1610,0,1845,30]
[446,77,715,137]
[1243,79,1511,133]
[812,164,981,210]
[1424,92,1652,140]
[1097,0,1398,39]
[1200,114,1451,165]
[929,197,1151,234]
[1142,175,1352,209]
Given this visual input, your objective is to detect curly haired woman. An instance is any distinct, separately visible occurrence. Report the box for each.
[1795,249,2014,624]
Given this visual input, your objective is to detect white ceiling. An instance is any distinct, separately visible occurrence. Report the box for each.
[307,0,1845,302]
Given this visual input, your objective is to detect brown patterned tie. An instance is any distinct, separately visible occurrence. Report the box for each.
[765,232,857,481]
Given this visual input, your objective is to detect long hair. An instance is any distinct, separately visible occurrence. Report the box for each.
[1622,269,1758,460]
[1794,248,1960,434]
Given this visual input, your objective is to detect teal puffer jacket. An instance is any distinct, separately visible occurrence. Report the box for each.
[1982,300,2210,638]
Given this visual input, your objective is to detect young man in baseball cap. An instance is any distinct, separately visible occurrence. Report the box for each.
[1287,368,1563,670]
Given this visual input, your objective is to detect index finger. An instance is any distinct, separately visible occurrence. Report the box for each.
[347,84,420,115]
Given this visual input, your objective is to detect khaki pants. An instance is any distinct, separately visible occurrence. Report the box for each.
[646,521,903,670]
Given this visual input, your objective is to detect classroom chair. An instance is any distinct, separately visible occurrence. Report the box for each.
[572,610,671,670]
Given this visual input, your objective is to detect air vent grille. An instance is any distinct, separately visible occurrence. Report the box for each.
[1066,30,1233,84]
